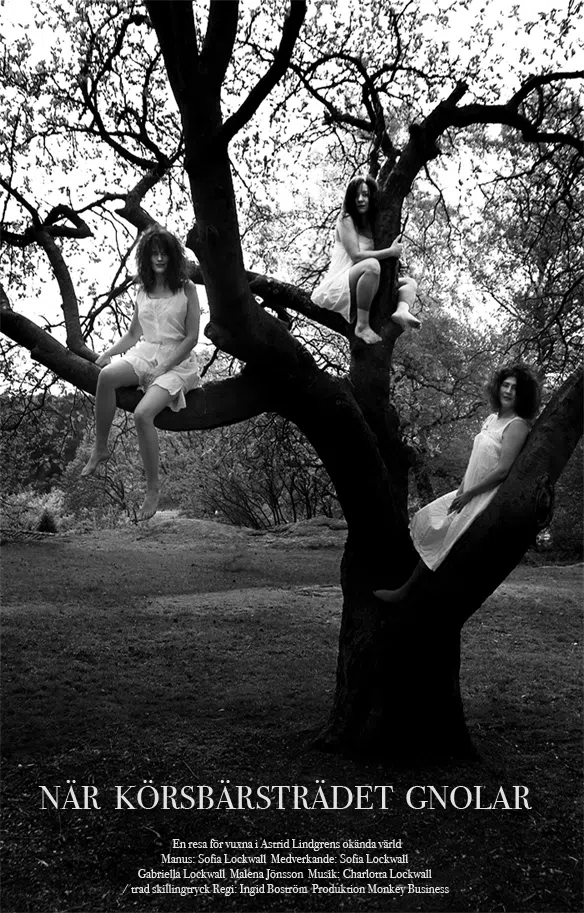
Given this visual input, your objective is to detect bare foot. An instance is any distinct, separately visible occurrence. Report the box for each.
[137,490,159,522]
[355,325,382,345]
[81,448,110,476]
[391,311,421,331]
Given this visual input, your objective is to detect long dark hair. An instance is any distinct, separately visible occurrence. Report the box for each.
[342,175,379,230]
[135,225,188,293]
[486,363,542,420]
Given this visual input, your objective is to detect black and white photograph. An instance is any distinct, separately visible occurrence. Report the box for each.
[1,1,582,911]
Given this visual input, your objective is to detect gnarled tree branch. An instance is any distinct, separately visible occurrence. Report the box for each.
[0,305,274,431]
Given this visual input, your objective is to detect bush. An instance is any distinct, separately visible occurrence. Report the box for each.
[1,489,66,537]
[37,509,58,533]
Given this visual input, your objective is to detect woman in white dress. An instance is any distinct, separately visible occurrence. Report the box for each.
[374,364,542,602]
[312,175,420,344]
[82,226,201,521]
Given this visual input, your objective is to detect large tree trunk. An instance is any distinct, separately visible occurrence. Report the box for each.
[146,3,583,762]
[3,1,575,765]
[319,368,582,759]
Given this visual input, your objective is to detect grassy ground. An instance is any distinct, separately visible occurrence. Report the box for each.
[1,516,582,913]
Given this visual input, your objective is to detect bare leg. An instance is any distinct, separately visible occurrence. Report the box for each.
[374,560,431,605]
[391,276,421,331]
[82,361,139,475]
[133,384,174,521]
[349,259,382,344]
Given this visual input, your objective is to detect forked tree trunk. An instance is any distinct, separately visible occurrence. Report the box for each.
[128,3,584,762]
[319,368,582,760]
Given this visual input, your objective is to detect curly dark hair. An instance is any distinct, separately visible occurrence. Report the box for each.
[486,363,542,421]
[135,225,188,293]
[342,175,379,230]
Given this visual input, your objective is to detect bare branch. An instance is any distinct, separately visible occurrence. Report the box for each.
[221,1,307,145]
[76,193,128,215]
[43,205,93,240]
[81,9,151,87]
[114,169,167,233]
[450,100,584,155]
[508,69,584,108]
[33,231,95,361]
[290,60,374,134]
[0,175,41,225]
[77,68,163,170]
[0,228,32,248]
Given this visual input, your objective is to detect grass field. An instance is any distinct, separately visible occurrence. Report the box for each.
[1,516,582,912]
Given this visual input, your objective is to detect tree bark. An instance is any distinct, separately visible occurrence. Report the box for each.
[319,368,583,759]
[2,1,581,765]
[0,308,276,430]
[144,4,584,761]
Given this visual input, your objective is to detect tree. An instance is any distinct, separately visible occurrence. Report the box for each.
[1,0,582,759]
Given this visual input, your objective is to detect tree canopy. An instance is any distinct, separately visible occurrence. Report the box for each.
[1,0,582,759]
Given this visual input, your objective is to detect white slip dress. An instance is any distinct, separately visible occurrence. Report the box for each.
[411,414,531,570]
[122,287,201,412]
[312,230,374,322]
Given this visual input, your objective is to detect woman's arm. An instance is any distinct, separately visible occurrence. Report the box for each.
[153,281,201,374]
[96,307,142,366]
[449,420,530,513]
[337,216,402,263]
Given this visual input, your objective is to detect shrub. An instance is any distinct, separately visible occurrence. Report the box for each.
[37,509,58,533]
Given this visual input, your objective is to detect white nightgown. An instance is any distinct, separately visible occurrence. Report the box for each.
[411,414,531,570]
[122,286,201,412]
[312,230,374,322]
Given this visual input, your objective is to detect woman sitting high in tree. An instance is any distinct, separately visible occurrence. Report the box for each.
[374,363,542,603]
[312,175,421,345]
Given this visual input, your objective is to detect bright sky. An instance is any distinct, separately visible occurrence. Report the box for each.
[0,0,581,349]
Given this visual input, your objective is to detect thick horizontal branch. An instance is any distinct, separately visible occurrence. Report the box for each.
[450,101,584,155]
[0,307,273,431]
[187,262,350,338]
[0,228,31,248]
[154,371,273,431]
[0,309,100,389]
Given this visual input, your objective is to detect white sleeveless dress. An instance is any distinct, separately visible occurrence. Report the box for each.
[123,286,201,412]
[312,229,374,322]
[411,414,531,570]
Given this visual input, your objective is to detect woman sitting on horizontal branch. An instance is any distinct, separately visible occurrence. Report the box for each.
[82,225,201,522]
[312,175,421,345]
[374,363,542,603]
